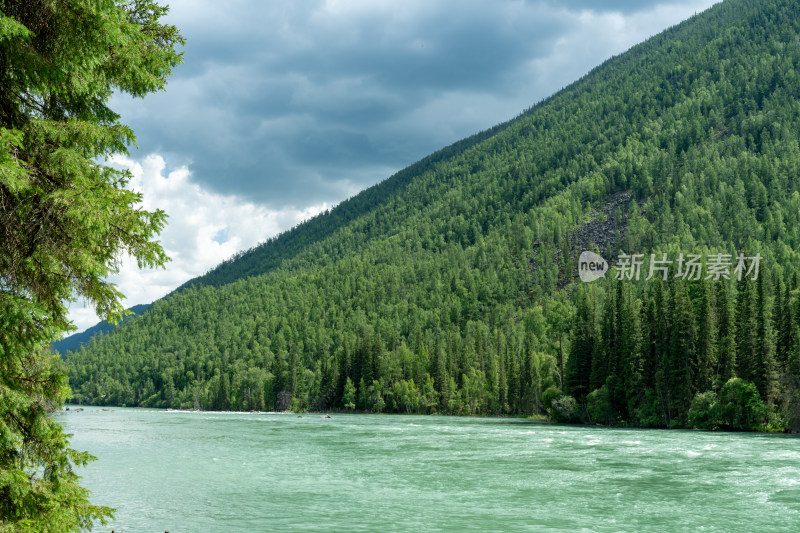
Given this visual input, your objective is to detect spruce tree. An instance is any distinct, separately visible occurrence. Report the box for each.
[609,281,626,416]
[695,281,717,393]
[652,278,672,424]
[715,281,737,387]
[774,279,786,369]
[735,277,756,383]
[615,281,642,420]
[754,271,777,403]
[433,338,448,406]
[791,288,800,378]
[506,345,520,413]
[779,282,794,371]
[566,287,595,401]
[0,1,182,528]
[668,281,696,425]
[546,299,572,392]
[591,285,616,392]
[521,347,535,413]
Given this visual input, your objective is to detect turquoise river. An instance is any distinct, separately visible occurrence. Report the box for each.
[59,407,799,532]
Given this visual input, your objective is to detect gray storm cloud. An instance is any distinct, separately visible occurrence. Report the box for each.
[112,0,718,209]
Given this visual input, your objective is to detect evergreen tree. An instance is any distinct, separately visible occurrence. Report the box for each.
[694,281,717,393]
[620,286,643,419]
[546,300,572,392]
[316,355,336,410]
[521,347,536,414]
[715,281,737,387]
[506,345,520,414]
[791,288,800,380]
[614,281,641,420]
[218,371,231,411]
[754,271,777,403]
[668,281,696,425]
[735,277,756,383]
[591,286,616,392]
[498,344,508,413]
[774,279,786,369]
[566,287,596,401]
[0,1,181,528]
[778,281,794,371]
[652,279,672,425]
[432,338,449,406]
[334,348,351,408]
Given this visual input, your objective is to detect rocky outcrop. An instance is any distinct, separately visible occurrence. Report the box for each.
[569,190,641,255]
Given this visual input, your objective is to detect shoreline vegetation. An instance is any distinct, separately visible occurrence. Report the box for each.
[62,404,797,435]
[63,404,546,420]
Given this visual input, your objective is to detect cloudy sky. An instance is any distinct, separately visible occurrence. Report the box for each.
[68,0,720,332]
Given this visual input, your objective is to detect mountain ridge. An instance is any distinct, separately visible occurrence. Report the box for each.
[53,304,153,354]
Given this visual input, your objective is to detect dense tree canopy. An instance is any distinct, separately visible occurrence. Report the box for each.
[0,0,182,530]
[66,0,800,433]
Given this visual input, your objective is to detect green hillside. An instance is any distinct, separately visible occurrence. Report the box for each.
[66,0,800,431]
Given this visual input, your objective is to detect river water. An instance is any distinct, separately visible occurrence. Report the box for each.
[58,407,799,532]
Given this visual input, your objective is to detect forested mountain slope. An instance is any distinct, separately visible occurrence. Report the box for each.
[67,0,800,431]
[180,120,517,290]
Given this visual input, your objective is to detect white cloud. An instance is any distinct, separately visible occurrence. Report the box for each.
[65,154,329,333]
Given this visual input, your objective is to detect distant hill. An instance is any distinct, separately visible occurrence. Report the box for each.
[66,0,800,431]
[52,304,152,354]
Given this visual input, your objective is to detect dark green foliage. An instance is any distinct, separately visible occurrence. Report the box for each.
[753,271,777,402]
[64,0,800,431]
[715,282,737,388]
[694,282,716,394]
[735,278,757,384]
[587,385,613,426]
[566,287,596,401]
[688,391,720,430]
[688,379,771,431]
[0,0,182,529]
[717,378,768,430]
[668,281,696,426]
[50,304,152,355]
